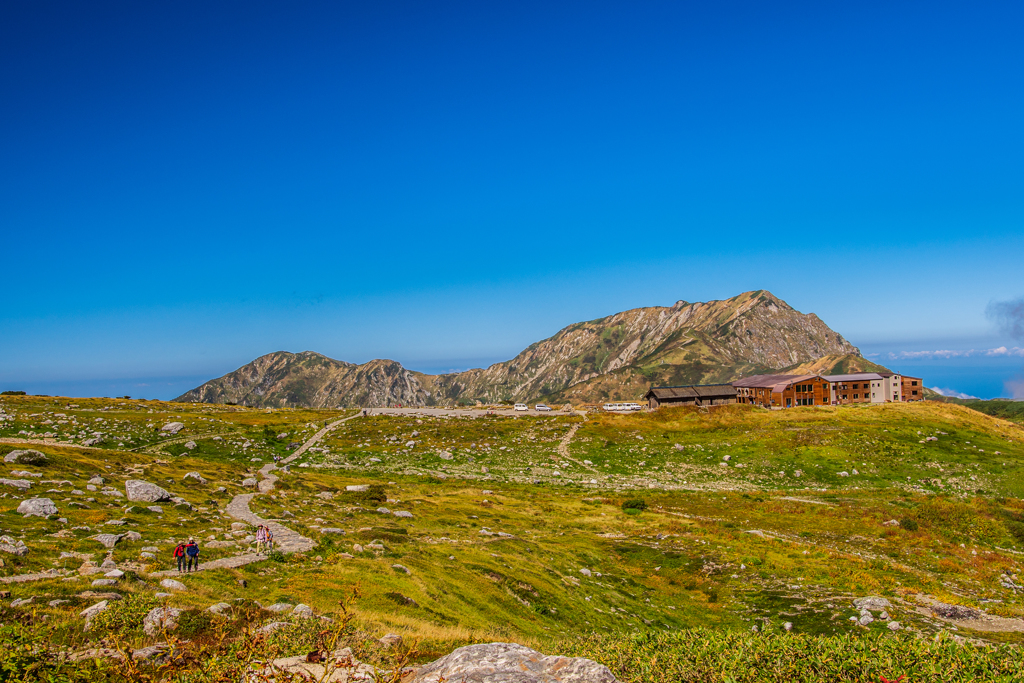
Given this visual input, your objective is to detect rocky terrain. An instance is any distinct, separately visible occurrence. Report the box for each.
[177,290,863,408]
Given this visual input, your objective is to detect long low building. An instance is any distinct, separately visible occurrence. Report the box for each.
[644,384,737,409]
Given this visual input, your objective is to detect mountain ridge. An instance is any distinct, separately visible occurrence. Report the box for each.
[175,290,863,407]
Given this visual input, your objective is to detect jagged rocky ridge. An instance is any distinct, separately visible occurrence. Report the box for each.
[176,290,862,407]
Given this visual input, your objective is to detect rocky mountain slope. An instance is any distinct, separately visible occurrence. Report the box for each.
[176,290,862,407]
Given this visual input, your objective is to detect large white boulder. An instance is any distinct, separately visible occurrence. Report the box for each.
[160,422,185,434]
[4,449,47,465]
[406,643,619,683]
[125,480,172,503]
[17,497,57,517]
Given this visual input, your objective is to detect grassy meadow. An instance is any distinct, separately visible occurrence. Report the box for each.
[0,394,1022,681]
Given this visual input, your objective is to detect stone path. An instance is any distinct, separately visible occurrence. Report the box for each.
[0,570,70,585]
[149,412,361,577]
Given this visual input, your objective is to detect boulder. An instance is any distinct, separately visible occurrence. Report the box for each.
[208,602,232,615]
[91,534,124,549]
[439,451,454,460]
[125,480,172,503]
[143,607,183,636]
[379,633,403,648]
[160,422,185,434]
[320,528,344,535]
[257,621,289,634]
[183,441,197,450]
[0,478,32,491]
[266,603,294,613]
[345,485,368,492]
[183,471,207,484]
[0,536,29,556]
[242,478,258,488]
[80,600,110,631]
[406,643,619,683]
[17,497,57,517]
[853,596,892,611]
[393,511,413,519]
[292,603,314,618]
[147,506,163,514]
[124,531,142,542]
[160,579,188,592]
[392,564,411,574]
[92,579,118,587]
[4,450,47,465]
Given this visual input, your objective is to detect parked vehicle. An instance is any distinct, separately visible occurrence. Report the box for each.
[602,402,643,412]
[514,403,528,411]
[535,404,552,411]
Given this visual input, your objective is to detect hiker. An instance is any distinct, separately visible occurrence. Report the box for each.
[173,541,186,573]
[185,537,200,572]
[255,524,267,553]
[265,525,274,551]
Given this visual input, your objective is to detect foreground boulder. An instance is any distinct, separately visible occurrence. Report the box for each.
[17,497,57,518]
[161,422,185,434]
[406,643,619,683]
[3,449,48,465]
[125,480,173,503]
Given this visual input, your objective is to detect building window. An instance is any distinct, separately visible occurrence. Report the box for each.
[912,390,918,396]
[853,393,859,399]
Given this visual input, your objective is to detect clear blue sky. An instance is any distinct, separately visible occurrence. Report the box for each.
[2,1,1023,399]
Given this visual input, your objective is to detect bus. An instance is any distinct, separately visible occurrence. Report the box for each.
[602,402,643,412]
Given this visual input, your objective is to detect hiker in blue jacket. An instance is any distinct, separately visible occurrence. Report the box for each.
[185,537,200,572]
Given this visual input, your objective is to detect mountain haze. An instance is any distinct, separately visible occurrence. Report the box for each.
[176,290,861,407]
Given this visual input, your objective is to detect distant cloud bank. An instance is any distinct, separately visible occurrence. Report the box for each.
[866,346,1024,361]
[930,386,979,399]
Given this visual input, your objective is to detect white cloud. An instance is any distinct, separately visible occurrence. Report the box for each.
[886,346,1024,360]
[930,386,979,400]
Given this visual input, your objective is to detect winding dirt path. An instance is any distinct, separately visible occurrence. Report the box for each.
[150,412,361,577]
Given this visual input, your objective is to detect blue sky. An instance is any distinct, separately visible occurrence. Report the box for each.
[2,1,1022,400]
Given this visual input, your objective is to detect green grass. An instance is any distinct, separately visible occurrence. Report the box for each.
[1,395,1023,680]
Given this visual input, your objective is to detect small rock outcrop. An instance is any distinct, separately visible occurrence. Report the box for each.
[160,422,185,434]
[17,497,58,518]
[183,471,207,484]
[159,579,187,592]
[406,643,619,683]
[143,607,183,636]
[4,449,48,465]
[0,478,32,491]
[91,534,124,549]
[125,480,173,503]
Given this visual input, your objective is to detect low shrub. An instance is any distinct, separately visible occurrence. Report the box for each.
[90,593,157,633]
[899,518,919,531]
[622,498,648,512]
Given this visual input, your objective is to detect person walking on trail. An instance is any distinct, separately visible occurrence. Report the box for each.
[185,537,200,572]
[173,541,186,573]
[255,524,267,553]
[265,525,275,551]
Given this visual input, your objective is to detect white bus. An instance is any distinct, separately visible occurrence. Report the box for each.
[602,402,643,412]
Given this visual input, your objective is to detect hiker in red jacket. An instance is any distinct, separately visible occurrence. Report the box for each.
[173,541,186,573]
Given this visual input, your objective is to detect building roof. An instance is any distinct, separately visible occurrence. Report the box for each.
[644,384,737,400]
[823,373,884,382]
[731,374,824,389]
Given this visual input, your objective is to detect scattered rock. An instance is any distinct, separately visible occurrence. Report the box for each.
[183,441,197,450]
[853,596,892,611]
[393,511,413,519]
[17,497,58,517]
[379,633,403,648]
[267,603,295,613]
[439,451,454,460]
[0,478,32,491]
[257,621,289,634]
[160,422,185,435]
[320,528,344,534]
[392,564,411,574]
[183,471,207,484]
[92,578,118,587]
[242,478,258,488]
[0,536,29,556]
[346,485,369,492]
[406,643,619,683]
[887,621,902,631]
[125,480,172,503]
[579,568,592,577]
[208,602,232,614]
[143,607,183,636]
[4,450,48,465]
[80,600,110,631]
[159,579,187,592]
[292,603,314,618]
[91,534,124,549]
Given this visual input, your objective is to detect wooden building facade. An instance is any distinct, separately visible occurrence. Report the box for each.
[644,384,737,410]
[732,374,830,408]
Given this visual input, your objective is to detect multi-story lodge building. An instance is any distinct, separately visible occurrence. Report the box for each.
[734,371,925,408]
[733,374,831,408]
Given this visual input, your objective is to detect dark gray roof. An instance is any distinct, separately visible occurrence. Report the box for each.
[645,384,737,400]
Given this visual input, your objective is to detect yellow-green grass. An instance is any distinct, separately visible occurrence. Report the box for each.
[1,396,1023,673]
